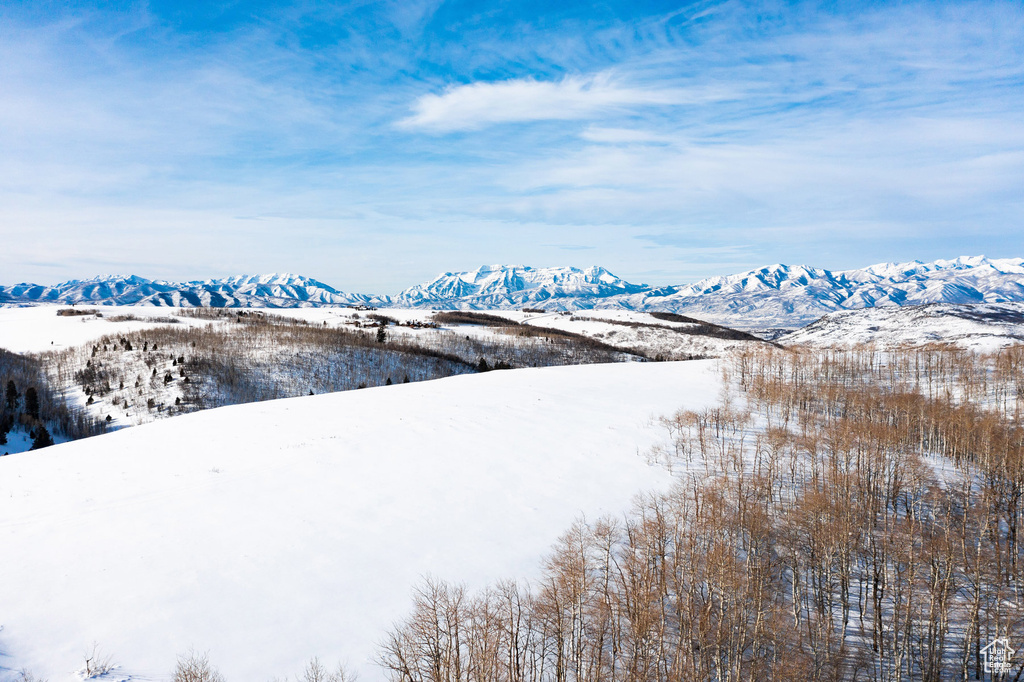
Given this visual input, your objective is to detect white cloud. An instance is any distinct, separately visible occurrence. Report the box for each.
[397,73,724,132]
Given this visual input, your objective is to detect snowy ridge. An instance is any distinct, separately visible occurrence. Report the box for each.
[3,257,1024,329]
[781,301,1024,350]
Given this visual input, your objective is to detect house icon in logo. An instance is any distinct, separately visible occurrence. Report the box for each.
[982,637,1015,674]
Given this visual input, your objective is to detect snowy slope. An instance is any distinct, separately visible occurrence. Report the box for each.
[0,360,722,681]
[0,306,762,363]
[780,302,1024,351]
[0,306,218,354]
[512,309,763,358]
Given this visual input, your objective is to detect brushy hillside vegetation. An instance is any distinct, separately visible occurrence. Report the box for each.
[1,348,106,450]
[27,309,646,440]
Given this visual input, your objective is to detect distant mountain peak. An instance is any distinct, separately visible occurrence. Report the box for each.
[396,264,649,307]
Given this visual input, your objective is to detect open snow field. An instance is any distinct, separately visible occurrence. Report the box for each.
[0,306,217,355]
[0,359,722,681]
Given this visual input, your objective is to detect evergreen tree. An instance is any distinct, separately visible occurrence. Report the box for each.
[5,380,17,410]
[24,387,40,420]
[376,324,388,343]
[0,414,9,445]
[30,425,53,450]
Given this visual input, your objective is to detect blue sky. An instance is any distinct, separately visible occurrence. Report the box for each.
[1,0,1022,293]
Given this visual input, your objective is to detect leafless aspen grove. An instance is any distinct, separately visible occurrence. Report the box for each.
[379,345,1024,682]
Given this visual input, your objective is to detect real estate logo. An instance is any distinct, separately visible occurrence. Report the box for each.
[982,637,1015,675]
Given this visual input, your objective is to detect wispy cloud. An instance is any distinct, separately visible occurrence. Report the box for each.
[397,73,729,132]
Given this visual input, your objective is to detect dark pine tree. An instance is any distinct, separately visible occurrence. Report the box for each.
[30,425,54,450]
[5,380,17,410]
[24,387,40,420]
[0,414,10,445]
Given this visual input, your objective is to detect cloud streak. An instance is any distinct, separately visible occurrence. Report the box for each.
[397,73,730,132]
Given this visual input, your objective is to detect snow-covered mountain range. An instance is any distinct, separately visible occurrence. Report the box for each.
[394,264,649,307]
[3,257,1023,329]
[0,273,377,308]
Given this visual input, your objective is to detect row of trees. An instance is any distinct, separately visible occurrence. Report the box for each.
[380,344,1024,681]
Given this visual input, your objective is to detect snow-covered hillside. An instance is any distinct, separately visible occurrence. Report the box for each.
[4,257,1024,330]
[781,301,1024,350]
[509,309,763,359]
[0,306,758,457]
[0,360,720,681]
